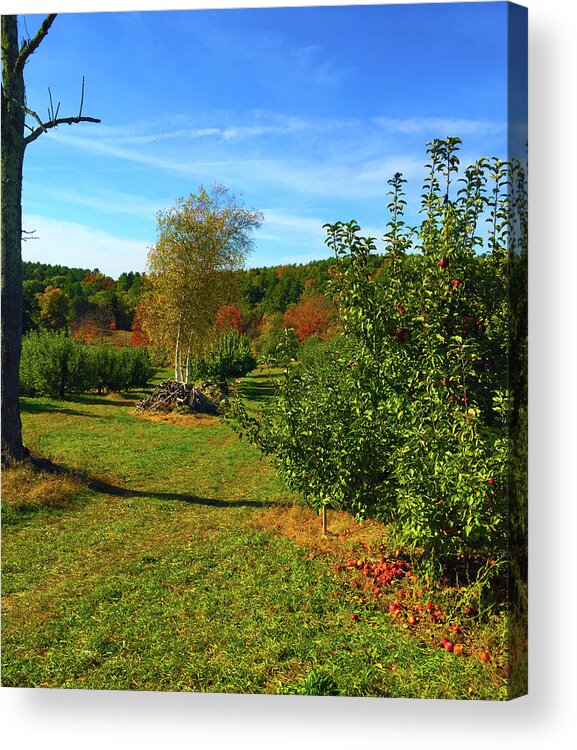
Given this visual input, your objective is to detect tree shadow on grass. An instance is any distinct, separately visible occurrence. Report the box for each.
[21,400,96,418]
[74,394,139,408]
[31,456,273,510]
[237,372,277,403]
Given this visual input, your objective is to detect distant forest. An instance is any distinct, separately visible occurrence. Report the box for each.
[22,254,387,352]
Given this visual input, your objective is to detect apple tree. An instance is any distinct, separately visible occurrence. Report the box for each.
[227,138,527,569]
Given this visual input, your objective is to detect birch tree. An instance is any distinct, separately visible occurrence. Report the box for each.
[142,185,262,382]
[1,14,100,464]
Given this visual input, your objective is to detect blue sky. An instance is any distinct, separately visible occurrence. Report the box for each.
[18,2,522,277]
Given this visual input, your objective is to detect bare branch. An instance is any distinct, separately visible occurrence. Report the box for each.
[79,76,85,118]
[14,14,57,76]
[5,93,48,134]
[22,229,38,241]
[24,114,101,145]
[22,17,32,44]
[23,75,100,145]
[47,87,61,121]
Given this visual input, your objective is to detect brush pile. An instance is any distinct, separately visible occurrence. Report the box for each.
[136,381,220,415]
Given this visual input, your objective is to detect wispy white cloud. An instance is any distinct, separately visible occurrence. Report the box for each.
[27,186,167,221]
[259,208,327,247]
[109,128,221,144]
[374,116,506,137]
[44,128,416,201]
[58,110,353,147]
[356,155,426,184]
[253,211,388,268]
[22,214,150,276]
[292,44,356,87]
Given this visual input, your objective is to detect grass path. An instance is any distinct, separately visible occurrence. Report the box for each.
[1,371,505,698]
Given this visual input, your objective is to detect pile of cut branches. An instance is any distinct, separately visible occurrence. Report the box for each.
[136,381,220,415]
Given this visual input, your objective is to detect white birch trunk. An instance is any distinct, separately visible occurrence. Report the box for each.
[184,333,193,385]
[174,317,182,382]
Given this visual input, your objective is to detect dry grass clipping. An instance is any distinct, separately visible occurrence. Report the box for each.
[1,461,86,510]
[255,502,393,559]
[134,411,221,429]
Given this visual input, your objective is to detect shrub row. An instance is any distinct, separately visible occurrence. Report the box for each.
[20,331,154,399]
[189,331,256,388]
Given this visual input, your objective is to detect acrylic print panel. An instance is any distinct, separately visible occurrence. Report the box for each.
[1,1,527,700]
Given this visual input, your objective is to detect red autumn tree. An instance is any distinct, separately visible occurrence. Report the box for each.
[131,304,150,347]
[282,294,336,342]
[71,313,102,343]
[215,304,244,334]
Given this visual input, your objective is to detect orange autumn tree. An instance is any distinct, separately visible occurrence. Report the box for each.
[215,304,244,334]
[131,304,150,347]
[282,294,336,342]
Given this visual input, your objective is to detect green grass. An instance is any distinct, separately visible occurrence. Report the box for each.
[1,372,508,698]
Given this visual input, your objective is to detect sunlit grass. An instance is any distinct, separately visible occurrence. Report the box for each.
[1,374,508,698]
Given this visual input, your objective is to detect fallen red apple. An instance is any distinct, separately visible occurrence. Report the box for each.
[454,644,464,656]
[350,613,358,622]
[479,651,490,662]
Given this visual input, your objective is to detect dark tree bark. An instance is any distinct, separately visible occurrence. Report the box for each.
[1,14,99,464]
[1,16,27,463]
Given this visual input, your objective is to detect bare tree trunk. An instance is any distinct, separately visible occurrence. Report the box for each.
[1,17,26,463]
[1,14,100,465]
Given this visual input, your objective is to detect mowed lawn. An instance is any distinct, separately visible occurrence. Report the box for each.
[1,370,506,698]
